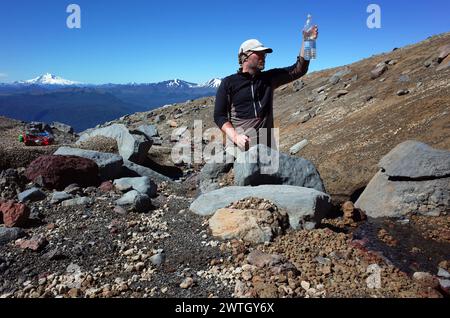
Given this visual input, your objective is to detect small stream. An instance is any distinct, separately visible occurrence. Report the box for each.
[353,216,450,275]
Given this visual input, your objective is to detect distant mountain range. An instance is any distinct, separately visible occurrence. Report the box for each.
[0,74,222,132]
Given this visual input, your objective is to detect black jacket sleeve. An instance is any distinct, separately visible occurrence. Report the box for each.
[214,79,230,129]
[267,56,309,89]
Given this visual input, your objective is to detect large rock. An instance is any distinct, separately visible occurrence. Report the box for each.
[54,147,123,181]
[76,124,152,165]
[51,122,74,134]
[437,44,450,62]
[122,160,172,183]
[356,141,450,218]
[190,185,332,230]
[0,227,25,245]
[113,177,157,198]
[0,200,30,227]
[25,155,100,190]
[115,190,152,213]
[234,144,325,193]
[329,67,351,85]
[135,125,159,138]
[209,208,288,243]
[436,55,450,71]
[370,64,388,79]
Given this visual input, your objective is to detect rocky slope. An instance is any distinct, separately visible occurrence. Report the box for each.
[0,32,449,299]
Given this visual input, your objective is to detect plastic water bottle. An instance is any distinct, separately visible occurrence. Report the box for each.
[303,14,316,60]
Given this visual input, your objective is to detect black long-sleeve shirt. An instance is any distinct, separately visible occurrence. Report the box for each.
[214,56,309,130]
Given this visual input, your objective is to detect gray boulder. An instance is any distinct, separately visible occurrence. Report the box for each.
[54,147,123,181]
[76,124,152,164]
[234,144,325,193]
[122,160,172,183]
[51,122,74,134]
[18,187,46,203]
[115,190,152,213]
[190,185,332,230]
[135,125,159,138]
[329,67,351,85]
[356,141,450,218]
[113,176,157,198]
[0,227,25,245]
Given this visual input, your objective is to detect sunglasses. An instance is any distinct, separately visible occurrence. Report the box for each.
[250,51,267,58]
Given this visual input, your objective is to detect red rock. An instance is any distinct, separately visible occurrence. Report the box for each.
[16,235,48,251]
[0,200,30,228]
[99,181,114,193]
[25,155,100,190]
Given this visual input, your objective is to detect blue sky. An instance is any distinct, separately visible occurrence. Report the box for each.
[0,0,448,84]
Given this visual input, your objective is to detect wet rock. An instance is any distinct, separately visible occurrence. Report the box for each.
[209,208,288,243]
[0,201,30,227]
[0,227,25,245]
[413,272,439,289]
[25,155,100,190]
[190,185,332,230]
[342,201,366,222]
[113,177,157,198]
[18,188,46,203]
[234,144,325,193]
[54,147,123,181]
[356,141,450,218]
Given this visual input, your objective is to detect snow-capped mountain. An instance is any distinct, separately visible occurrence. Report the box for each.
[18,73,81,86]
[199,78,222,88]
[161,79,198,89]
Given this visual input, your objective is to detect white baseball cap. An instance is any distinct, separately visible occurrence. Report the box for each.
[239,39,273,56]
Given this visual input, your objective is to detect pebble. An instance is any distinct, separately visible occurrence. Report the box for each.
[180,277,194,289]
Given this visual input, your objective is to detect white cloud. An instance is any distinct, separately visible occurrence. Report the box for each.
[0,73,7,78]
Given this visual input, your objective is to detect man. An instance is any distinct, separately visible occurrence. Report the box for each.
[214,26,319,154]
